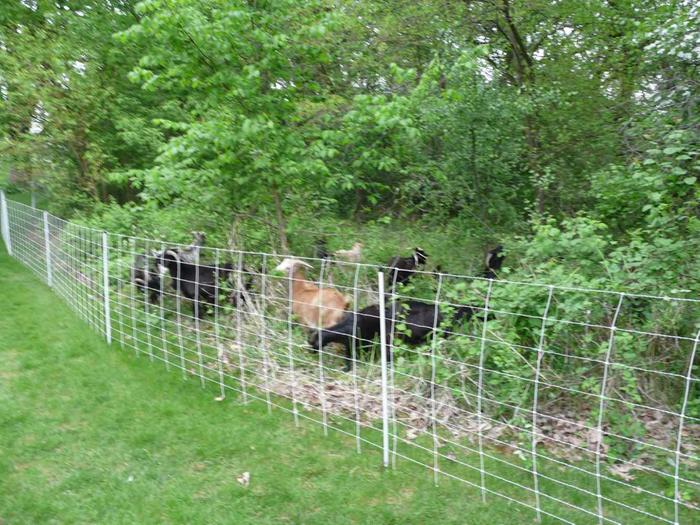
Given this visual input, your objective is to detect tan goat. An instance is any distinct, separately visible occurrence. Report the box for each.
[275,258,348,329]
[333,241,363,263]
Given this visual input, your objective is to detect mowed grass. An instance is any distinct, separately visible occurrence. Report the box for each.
[1,188,47,210]
[0,247,524,525]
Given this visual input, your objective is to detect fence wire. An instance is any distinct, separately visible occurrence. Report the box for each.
[1,193,699,525]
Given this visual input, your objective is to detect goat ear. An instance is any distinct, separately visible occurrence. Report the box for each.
[165,249,179,258]
[298,260,313,269]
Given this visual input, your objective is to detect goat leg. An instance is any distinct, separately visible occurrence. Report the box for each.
[193,299,200,319]
[193,295,210,320]
[342,337,354,371]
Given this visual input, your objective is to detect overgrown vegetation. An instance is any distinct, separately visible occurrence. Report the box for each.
[2,231,697,524]
[1,2,698,276]
[1,0,699,516]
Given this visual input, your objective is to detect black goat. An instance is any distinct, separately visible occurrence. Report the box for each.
[314,238,331,261]
[483,245,505,279]
[308,300,480,370]
[131,253,164,304]
[386,247,429,286]
[157,249,234,319]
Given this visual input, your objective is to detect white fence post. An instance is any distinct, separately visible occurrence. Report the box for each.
[531,286,554,523]
[43,211,52,287]
[595,293,625,525]
[477,278,494,503]
[429,273,444,485]
[0,190,12,256]
[674,329,700,525]
[102,232,112,344]
[317,258,328,433]
[378,272,390,468]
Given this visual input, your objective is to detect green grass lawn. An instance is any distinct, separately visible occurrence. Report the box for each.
[0,246,528,525]
[1,188,46,210]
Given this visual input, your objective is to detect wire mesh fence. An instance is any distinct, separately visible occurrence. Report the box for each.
[1,191,698,524]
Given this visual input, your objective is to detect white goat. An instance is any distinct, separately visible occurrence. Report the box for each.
[178,231,206,264]
[333,242,363,263]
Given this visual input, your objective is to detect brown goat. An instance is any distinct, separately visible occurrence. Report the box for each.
[275,258,348,329]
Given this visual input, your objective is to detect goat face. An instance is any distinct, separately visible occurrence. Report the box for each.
[275,257,313,273]
[133,252,160,280]
[157,249,180,272]
[414,247,429,265]
[308,331,321,352]
[132,252,165,303]
[485,245,504,271]
[149,249,168,276]
[483,245,505,279]
[191,231,206,244]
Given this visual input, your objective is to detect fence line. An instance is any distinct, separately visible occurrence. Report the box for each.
[1,191,699,525]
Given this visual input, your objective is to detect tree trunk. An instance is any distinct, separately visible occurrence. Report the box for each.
[353,187,365,220]
[525,117,545,214]
[470,126,486,222]
[271,185,290,253]
[492,0,545,214]
[228,215,242,252]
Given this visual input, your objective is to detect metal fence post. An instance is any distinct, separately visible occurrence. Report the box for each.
[43,211,52,287]
[0,190,12,256]
[102,232,112,344]
[378,272,390,468]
